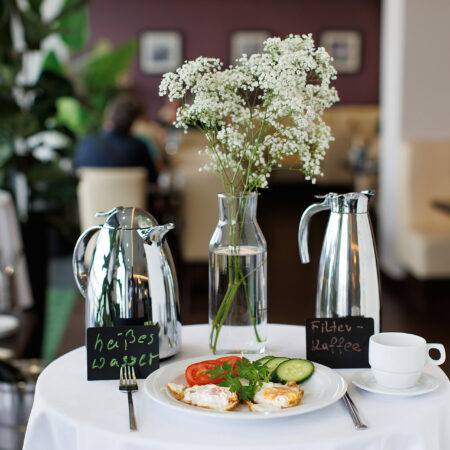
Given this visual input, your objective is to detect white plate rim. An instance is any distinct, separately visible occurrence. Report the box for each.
[144,354,347,420]
[351,369,440,397]
[0,314,19,339]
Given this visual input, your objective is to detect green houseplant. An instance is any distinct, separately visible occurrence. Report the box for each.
[0,0,136,356]
[0,0,137,224]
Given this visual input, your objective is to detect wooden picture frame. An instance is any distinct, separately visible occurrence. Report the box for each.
[229,30,271,64]
[319,30,362,74]
[139,31,183,75]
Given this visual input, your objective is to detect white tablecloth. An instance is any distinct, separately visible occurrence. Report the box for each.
[23,324,450,450]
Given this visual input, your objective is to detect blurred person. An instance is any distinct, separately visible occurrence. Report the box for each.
[73,93,158,182]
[132,117,167,173]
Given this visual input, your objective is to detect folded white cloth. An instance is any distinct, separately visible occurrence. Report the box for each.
[0,190,33,309]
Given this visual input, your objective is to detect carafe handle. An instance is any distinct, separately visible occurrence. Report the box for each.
[298,197,331,263]
[72,226,101,297]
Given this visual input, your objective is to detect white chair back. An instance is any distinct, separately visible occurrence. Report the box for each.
[402,140,450,233]
[77,167,148,231]
[169,132,223,263]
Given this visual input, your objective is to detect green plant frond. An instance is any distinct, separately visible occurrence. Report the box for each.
[0,97,21,118]
[27,0,44,15]
[0,101,40,138]
[56,0,89,51]
[0,2,13,48]
[42,50,63,75]
[20,8,55,50]
[0,140,15,167]
[79,38,113,63]
[29,71,75,130]
[54,0,89,21]
[0,62,20,87]
[56,95,102,135]
[55,96,85,135]
[81,40,137,91]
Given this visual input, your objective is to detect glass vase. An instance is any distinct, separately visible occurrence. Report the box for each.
[208,192,267,354]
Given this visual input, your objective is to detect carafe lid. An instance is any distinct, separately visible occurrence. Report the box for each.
[97,207,158,230]
[318,191,374,214]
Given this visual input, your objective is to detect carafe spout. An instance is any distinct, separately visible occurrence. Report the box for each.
[139,223,175,245]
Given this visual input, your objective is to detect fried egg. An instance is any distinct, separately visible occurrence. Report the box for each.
[246,381,304,412]
[167,383,239,411]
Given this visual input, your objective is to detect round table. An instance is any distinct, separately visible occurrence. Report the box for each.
[23,324,450,450]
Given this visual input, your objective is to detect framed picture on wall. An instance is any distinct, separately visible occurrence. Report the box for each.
[230,30,271,64]
[319,30,362,74]
[139,31,183,75]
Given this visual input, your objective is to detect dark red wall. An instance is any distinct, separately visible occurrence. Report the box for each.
[89,0,380,119]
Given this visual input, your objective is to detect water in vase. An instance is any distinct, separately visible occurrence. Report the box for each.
[209,245,267,354]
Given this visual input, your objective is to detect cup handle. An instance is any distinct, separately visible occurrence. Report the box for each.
[426,344,446,365]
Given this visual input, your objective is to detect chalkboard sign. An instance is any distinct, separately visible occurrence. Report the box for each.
[86,325,160,380]
[306,317,374,368]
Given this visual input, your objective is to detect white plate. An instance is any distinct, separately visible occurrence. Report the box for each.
[0,315,19,339]
[352,369,440,397]
[144,355,347,420]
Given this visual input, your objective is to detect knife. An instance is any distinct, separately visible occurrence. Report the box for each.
[342,392,368,429]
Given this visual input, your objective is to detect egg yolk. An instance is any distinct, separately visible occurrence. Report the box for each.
[262,387,298,403]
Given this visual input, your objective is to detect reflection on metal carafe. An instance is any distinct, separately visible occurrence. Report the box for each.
[298,191,381,333]
[72,207,181,359]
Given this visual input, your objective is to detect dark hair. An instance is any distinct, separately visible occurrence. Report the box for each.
[104,93,143,133]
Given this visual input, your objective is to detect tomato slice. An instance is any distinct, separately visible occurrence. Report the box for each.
[185,356,244,386]
[215,356,242,365]
[185,360,221,386]
[184,357,243,386]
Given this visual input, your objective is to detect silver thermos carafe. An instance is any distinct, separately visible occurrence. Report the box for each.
[298,191,381,333]
[73,207,181,359]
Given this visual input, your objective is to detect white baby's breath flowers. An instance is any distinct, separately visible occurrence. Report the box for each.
[159,33,339,191]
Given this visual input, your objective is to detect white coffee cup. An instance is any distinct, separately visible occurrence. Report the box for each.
[369,332,446,389]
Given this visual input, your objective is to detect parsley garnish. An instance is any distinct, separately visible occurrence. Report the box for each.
[206,358,270,401]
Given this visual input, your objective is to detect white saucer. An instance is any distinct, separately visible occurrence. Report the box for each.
[0,315,19,339]
[352,369,440,397]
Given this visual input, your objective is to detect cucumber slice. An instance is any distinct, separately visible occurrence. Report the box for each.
[273,358,315,384]
[263,357,290,376]
[254,356,274,366]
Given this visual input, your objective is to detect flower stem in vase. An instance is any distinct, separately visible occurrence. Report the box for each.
[209,193,267,355]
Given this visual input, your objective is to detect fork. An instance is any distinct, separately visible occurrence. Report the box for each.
[119,366,138,431]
